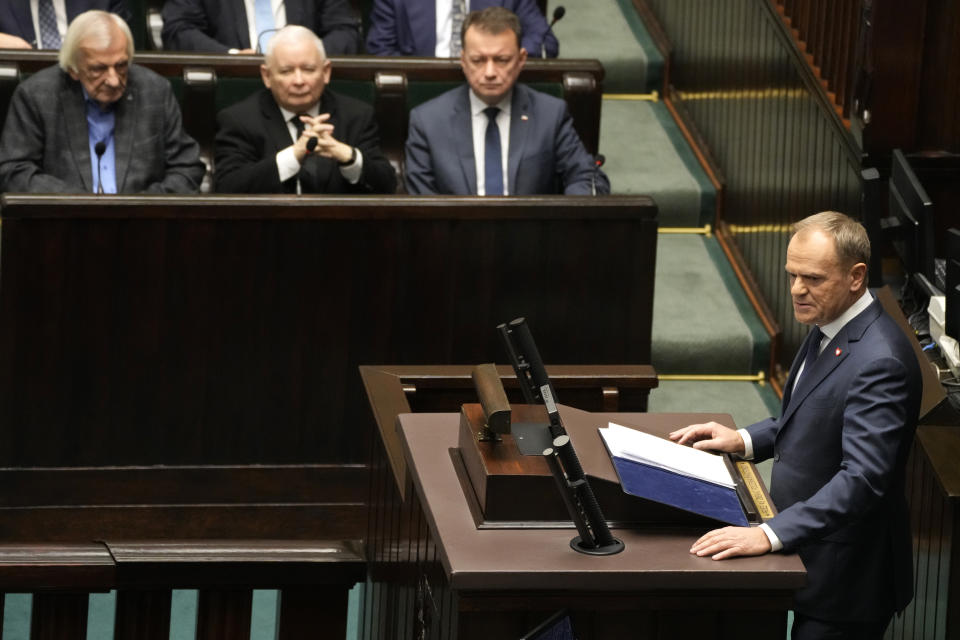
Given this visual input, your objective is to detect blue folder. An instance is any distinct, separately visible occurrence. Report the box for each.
[609,454,749,526]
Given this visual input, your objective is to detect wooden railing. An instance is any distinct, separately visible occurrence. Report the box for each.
[773,0,859,121]
[0,541,364,639]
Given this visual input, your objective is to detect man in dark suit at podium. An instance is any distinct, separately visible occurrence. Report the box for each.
[403,7,607,196]
[214,25,396,194]
[670,211,922,640]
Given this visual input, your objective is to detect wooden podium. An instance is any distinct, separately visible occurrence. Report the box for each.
[359,367,806,640]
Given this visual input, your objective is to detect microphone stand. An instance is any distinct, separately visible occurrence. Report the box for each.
[94,141,106,194]
[541,6,565,58]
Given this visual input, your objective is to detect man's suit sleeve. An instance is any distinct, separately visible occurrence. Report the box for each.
[365,0,400,55]
[745,416,778,461]
[512,0,558,57]
[765,356,916,551]
[553,106,609,194]
[0,83,73,193]
[162,0,232,52]
[213,107,287,194]
[141,84,206,193]
[404,106,440,195]
[316,0,360,54]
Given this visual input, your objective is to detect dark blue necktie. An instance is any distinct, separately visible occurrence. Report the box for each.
[795,326,823,391]
[484,107,503,196]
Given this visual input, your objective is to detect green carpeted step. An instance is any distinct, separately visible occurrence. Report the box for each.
[551,0,663,93]
[600,99,715,227]
[653,234,770,375]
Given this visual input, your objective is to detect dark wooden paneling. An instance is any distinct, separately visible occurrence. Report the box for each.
[0,195,656,469]
[890,426,960,640]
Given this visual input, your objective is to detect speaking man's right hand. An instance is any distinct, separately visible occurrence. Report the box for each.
[669,421,745,455]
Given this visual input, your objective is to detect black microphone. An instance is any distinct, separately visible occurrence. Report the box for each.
[306,137,318,153]
[541,5,565,58]
[591,153,605,196]
[94,141,106,194]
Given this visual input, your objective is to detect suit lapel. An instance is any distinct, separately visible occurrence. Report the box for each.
[412,1,436,54]
[12,0,36,45]
[453,87,477,195]
[113,86,136,192]
[779,298,883,427]
[233,0,252,49]
[62,79,94,192]
[507,86,529,194]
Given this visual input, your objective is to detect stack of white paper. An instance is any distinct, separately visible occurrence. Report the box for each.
[599,422,735,488]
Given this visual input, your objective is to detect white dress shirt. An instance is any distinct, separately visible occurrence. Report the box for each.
[741,289,874,551]
[469,89,510,196]
[275,103,362,194]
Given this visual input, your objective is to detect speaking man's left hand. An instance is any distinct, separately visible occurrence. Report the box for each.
[691,526,771,560]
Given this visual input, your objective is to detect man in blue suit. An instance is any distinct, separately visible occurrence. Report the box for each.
[366,0,558,58]
[0,0,130,49]
[404,7,606,195]
[671,211,922,639]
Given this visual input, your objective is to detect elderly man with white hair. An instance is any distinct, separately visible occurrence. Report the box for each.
[0,10,204,193]
[214,24,396,194]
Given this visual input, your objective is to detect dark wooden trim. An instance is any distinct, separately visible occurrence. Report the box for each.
[629,0,673,91]
[360,364,659,498]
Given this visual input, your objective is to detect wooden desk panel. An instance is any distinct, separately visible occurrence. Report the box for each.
[366,409,804,640]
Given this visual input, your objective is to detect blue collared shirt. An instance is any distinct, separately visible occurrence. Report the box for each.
[84,89,118,194]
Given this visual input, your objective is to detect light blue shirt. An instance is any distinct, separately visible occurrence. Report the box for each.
[84,89,118,194]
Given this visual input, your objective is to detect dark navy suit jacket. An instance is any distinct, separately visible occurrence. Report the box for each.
[365,0,558,57]
[404,83,607,195]
[0,0,130,47]
[161,0,360,54]
[746,295,922,622]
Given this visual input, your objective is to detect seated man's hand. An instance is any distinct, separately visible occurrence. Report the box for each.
[295,114,353,164]
[691,526,771,560]
[669,421,744,454]
[0,33,33,49]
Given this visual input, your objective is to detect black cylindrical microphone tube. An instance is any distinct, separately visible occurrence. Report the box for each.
[553,435,617,547]
[94,141,106,194]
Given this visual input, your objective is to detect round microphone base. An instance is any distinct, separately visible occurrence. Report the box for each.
[570,536,625,556]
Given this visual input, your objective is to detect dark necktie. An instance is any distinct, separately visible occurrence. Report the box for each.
[38,0,61,49]
[795,326,823,391]
[285,114,307,194]
[484,107,503,196]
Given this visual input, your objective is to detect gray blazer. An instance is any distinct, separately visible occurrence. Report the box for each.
[0,64,205,194]
[404,83,608,195]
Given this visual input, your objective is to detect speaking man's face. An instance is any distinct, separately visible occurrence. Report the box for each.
[460,26,527,105]
[261,37,331,113]
[69,25,129,109]
[785,228,866,326]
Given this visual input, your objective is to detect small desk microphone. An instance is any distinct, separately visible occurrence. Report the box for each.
[94,141,106,194]
[542,6,565,58]
[591,153,605,196]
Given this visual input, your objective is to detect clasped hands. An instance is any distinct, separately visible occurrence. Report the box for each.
[668,421,772,560]
[292,113,353,164]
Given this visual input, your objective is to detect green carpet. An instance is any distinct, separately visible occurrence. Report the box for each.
[552,0,662,93]
[600,100,714,227]
[652,234,769,375]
